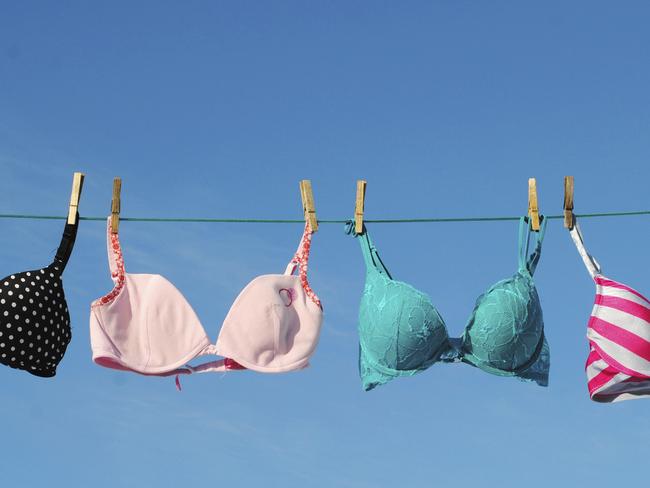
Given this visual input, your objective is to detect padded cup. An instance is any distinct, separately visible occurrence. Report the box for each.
[463,273,544,372]
[349,216,549,391]
[217,274,322,373]
[359,272,449,374]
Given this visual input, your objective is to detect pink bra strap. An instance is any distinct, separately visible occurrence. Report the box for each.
[92,217,126,307]
[284,222,322,309]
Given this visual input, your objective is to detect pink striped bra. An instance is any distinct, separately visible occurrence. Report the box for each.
[89,218,323,388]
[571,219,650,402]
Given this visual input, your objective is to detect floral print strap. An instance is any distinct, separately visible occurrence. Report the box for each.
[92,218,126,308]
[286,222,322,309]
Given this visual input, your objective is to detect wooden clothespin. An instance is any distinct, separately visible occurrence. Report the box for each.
[564,176,574,229]
[66,172,85,225]
[299,180,318,232]
[355,180,367,234]
[528,178,540,231]
[111,177,122,234]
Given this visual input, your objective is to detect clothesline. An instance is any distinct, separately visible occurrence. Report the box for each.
[0,210,649,224]
[2,202,650,402]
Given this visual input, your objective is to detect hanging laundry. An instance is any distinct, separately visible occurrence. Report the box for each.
[214,221,323,373]
[345,217,549,391]
[570,219,650,402]
[89,218,323,387]
[0,213,79,376]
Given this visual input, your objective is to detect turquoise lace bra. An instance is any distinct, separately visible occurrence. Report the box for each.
[346,216,550,391]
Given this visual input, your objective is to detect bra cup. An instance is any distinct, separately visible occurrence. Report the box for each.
[0,266,72,377]
[217,274,323,372]
[91,273,210,374]
[359,272,449,373]
[462,272,544,372]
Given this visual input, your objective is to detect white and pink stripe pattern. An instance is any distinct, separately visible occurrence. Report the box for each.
[586,276,650,402]
[570,221,650,402]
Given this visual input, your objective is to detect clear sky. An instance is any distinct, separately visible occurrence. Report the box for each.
[1,2,650,487]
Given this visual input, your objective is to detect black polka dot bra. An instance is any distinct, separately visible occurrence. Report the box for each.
[0,214,79,377]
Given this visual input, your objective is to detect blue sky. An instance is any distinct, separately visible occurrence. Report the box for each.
[1,2,650,487]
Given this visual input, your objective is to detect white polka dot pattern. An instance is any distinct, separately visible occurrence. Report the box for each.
[0,265,71,377]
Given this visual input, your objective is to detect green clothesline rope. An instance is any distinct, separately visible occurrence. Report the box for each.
[0,210,648,224]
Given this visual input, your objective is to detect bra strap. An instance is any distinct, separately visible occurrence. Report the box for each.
[569,218,601,278]
[284,222,322,308]
[92,217,126,308]
[105,217,125,279]
[52,212,79,272]
[517,215,547,276]
[344,221,392,278]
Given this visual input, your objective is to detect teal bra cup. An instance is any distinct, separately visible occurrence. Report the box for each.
[346,216,549,391]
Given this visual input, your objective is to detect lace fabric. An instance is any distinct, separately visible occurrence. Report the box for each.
[346,217,550,391]
[358,270,450,390]
[462,272,549,386]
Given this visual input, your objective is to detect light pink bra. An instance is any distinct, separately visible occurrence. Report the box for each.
[90,218,323,387]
